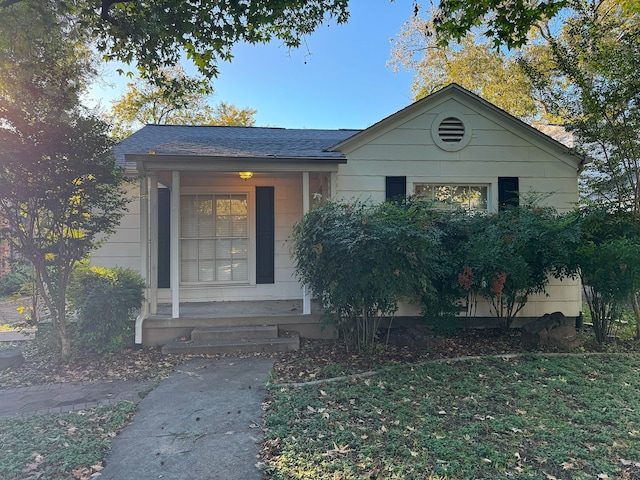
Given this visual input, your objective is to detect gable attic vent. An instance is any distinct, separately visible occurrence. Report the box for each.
[438,117,465,143]
[431,112,471,152]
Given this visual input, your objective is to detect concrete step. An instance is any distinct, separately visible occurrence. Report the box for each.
[191,325,278,341]
[161,335,300,355]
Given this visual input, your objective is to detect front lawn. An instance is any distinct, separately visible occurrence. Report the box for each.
[0,402,136,480]
[263,354,640,479]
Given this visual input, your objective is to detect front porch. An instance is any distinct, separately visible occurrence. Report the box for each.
[140,299,332,350]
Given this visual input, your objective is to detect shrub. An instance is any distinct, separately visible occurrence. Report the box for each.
[291,199,438,351]
[458,204,580,330]
[0,263,33,297]
[574,208,640,343]
[70,265,145,354]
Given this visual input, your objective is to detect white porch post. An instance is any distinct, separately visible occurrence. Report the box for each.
[139,175,149,316]
[149,173,158,315]
[302,171,311,315]
[170,171,180,318]
[136,175,149,345]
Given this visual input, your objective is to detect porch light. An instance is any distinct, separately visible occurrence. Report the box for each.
[238,171,253,180]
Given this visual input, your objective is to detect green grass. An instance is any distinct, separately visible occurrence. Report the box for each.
[0,402,136,480]
[263,354,640,479]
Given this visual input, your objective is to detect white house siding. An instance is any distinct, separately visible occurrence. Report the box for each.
[91,182,141,272]
[155,173,304,303]
[335,96,581,320]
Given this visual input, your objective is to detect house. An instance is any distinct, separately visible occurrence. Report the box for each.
[92,84,584,348]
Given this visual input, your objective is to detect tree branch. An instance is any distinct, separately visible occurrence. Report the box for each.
[101,0,135,25]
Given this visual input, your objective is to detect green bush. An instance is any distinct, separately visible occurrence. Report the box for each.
[459,204,580,330]
[70,265,145,354]
[291,199,438,351]
[0,264,33,297]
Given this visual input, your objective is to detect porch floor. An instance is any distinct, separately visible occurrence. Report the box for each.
[152,299,308,319]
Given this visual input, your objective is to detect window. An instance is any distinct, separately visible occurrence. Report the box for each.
[415,184,488,212]
[180,194,248,283]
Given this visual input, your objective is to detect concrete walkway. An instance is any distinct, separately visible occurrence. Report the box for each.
[0,356,273,479]
[0,378,155,417]
[99,356,273,480]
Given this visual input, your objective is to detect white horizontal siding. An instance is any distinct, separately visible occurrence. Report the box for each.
[91,183,141,272]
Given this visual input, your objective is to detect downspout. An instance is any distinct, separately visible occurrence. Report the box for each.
[135,314,144,346]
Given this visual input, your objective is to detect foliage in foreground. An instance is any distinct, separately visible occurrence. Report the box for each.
[0,402,135,480]
[263,354,640,479]
[574,208,640,343]
[70,265,146,354]
[0,0,128,360]
[291,200,438,351]
[292,199,580,349]
[0,0,349,84]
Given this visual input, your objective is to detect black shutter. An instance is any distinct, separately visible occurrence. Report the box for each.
[385,176,406,202]
[157,187,171,288]
[256,186,275,284]
[498,177,519,210]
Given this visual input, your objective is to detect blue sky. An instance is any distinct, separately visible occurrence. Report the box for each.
[89,0,416,130]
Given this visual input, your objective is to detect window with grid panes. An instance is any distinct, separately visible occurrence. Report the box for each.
[180,194,248,283]
[414,184,488,212]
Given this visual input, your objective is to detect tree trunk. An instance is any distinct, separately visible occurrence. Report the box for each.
[633,294,640,340]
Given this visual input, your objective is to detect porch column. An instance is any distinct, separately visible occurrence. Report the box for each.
[139,175,150,319]
[149,173,158,315]
[302,171,311,315]
[170,171,180,318]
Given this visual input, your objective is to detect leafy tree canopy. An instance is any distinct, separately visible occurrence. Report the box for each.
[521,0,640,211]
[0,0,128,360]
[432,0,640,48]
[391,12,541,121]
[105,67,257,138]
[0,0,350,81]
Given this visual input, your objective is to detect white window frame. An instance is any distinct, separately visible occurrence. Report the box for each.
[179,187,255,286]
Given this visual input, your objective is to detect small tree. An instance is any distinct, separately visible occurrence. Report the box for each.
[460,204,580,330]
[0,0,128,360]
[0,118,128,359]
[574,207,640,343]
[291,199,437,351]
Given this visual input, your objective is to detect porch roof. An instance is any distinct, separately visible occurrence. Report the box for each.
[115,124,361,170]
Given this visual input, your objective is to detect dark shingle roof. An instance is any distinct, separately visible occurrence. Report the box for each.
[114,125,361,168]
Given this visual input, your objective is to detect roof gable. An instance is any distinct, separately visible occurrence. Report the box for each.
[328,83,584,170]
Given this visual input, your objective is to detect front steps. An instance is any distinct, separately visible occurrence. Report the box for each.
[161,324,300,355]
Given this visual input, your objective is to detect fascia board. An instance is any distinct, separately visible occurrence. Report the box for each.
[128,154,346,173]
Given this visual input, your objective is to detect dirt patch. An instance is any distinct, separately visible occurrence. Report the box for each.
[272,326,525,384]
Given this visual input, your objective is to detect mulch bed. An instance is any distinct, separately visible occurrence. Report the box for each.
[2,324,638,389]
